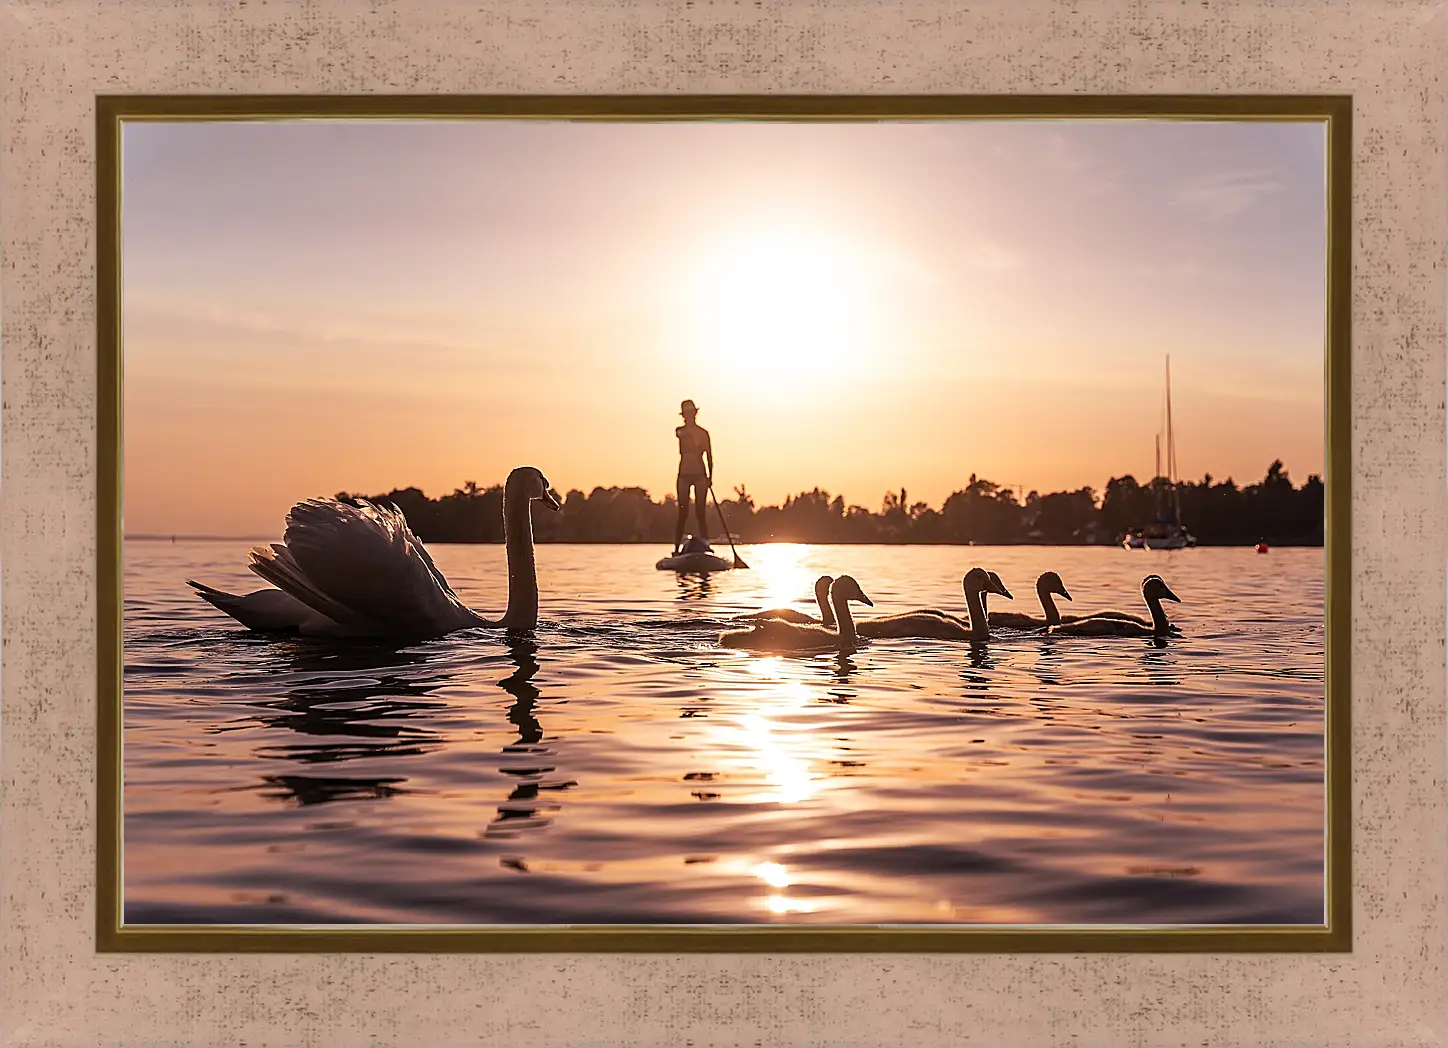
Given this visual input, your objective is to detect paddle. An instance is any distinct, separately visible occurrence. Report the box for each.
[707,479,749,569]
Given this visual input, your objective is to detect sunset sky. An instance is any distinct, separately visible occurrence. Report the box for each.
[121,118,1327,538]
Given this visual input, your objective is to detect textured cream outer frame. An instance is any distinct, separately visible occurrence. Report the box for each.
[1,1,1444,1045]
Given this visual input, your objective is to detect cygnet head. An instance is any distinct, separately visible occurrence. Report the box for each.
[966,567,1013,600]
[1142,575,1181,603]
[985,570,1013,599]
[830,575,874,607]
[507,466,561,511]
[1037,571,1072,601]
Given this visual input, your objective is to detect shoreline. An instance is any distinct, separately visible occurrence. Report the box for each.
[125,535,1326,548]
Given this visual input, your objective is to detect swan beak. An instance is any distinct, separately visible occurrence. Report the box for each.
[1058,586,1073,601]
[858,590,875,607]
[543,489,562,512]
[994,582,1014,600]
[1163,587,1182,603]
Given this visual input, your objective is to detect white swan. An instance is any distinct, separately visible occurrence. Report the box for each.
[741,575,835,624]
[857,566,1012,640]
[1049,575,1182,638]
[188,465,560,639]
[719,575,874,653]
[185,580,341,636]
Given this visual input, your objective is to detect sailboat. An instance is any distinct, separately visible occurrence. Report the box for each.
[1123,355,1197,551]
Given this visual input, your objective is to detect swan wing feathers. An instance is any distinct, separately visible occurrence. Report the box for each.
[248,541,380,634]
[860,614,970,639]
[721,620,836,649]
[744,608,818,624]
[269,498,477,638]
[1054,617,1149,637]
[1066,611,1149,626]
[370,500,465,601]
[186,579,322,633]
[987,611,1032,627]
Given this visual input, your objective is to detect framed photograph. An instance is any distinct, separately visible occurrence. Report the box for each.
[5,1,1444,1045]
[99,94,1349,952]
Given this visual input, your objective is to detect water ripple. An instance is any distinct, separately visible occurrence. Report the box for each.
[123,542,1325,926]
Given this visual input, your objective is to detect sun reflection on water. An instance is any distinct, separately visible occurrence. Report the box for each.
[726,659,832,805]
[766,895,817,915]
[707,656,847,916]
[751,860,818,915]
[756,861,790,888]
[745,543,817,612]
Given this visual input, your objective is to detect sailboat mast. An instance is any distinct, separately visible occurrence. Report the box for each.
[1165,354,1175,484]
[1165,354,1182,521]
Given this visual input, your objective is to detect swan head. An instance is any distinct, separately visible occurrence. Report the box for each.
[985,570,1013,599]
[1037,571,1072,601]
[966,567,1013,600]
[507,466,561,511]
[1143,575,1181,603]
[813,574,834,600]
[830,575,874,607]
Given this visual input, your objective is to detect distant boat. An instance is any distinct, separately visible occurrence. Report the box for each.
[1124,355,1197,551]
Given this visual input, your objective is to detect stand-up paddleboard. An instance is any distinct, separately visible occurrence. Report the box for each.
[656,549,734,572]
[660,483,751,573]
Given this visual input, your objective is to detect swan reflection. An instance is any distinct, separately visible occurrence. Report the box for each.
[483,636,574,839]
[232,639,450,805]
[822,652,859,703]
[830,652,859,683]
[959,644,998,691]
[1139,644,1181,687]
[256,773,408,806]
[1032,636,1066,686]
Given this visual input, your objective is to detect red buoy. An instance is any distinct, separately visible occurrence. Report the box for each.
[1256,542,1269,554]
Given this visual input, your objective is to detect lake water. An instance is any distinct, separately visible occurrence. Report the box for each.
[122,541,1325,926]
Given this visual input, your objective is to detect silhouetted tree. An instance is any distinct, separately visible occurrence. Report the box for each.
[337,459,1326,547]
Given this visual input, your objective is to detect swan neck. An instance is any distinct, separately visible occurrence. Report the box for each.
[500,487,538,628]
[818,590,836,627]
[831,591,857,645]
[963,585,989,639]
[1038,585,1060,626]
[1146,593,1169,634]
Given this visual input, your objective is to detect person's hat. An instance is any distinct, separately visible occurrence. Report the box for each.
[680,399,698,415]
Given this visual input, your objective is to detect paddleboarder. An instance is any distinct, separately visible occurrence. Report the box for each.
[673,399,713,555]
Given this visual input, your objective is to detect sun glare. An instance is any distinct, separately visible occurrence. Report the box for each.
[686,231,874,381]
[746,543,815,611]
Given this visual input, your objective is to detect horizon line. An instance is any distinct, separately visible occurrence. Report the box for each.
[341,459,1322,499]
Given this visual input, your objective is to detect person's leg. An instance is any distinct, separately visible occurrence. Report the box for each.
[692,477,709,542]
[674,474,690,553]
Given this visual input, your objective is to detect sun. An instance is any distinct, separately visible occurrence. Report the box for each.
[685,231,874,381]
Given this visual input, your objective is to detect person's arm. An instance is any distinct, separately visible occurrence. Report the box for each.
[704,431,714,481]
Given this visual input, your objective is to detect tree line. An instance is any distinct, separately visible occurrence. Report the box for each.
[336,460,1324,547]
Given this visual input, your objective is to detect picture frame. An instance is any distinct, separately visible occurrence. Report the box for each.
[96,92,1352,955]
[4,1,1443,1045]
